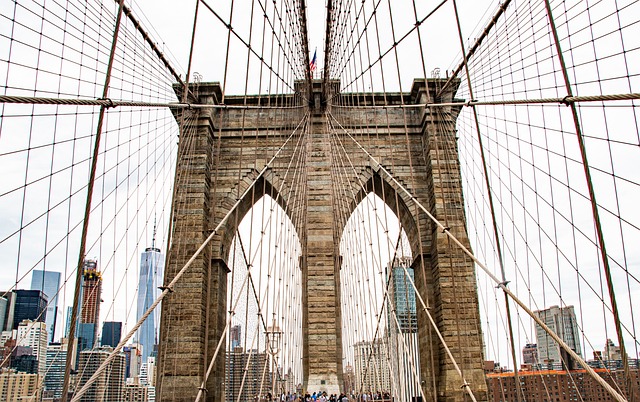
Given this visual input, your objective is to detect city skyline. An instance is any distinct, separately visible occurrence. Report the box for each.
[0,229,631,371]
[0,0,638,400]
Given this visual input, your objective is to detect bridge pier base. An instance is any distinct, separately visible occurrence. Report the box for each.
[306,375,341,396]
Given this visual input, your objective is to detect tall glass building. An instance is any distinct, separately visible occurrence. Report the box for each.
[136,247,164,363]
[385,256,420,402]
[30,270,61,343]
[387,257,417,333]
[101,321,122,348]
[13,290,47,330]
[534,305,582,369]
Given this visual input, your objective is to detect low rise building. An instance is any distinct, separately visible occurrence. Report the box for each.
[0,370,42,402]
[487,368,639,401]
[124,377,148,402]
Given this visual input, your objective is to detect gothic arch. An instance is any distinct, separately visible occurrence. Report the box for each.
[215,168,302,263]
[339,168,423,261]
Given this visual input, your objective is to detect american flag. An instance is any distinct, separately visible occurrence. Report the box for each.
[309,50,317,76]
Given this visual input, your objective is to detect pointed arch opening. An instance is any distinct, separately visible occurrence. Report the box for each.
[339,192,421,402]
[340,172,424,260]
[218,171,302,263]
[225,194,303,400]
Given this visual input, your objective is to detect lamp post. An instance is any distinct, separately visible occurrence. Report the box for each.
[266,324,282,401]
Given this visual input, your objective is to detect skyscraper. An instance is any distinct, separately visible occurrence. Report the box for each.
[385,257,420,402]
[225,348,270,402]
[139,356,156,386]
[16,320,47,374]
[136,246,164,363]
[140,356,157,402]
[64,306,74,338]
[534,305,582,369]
[0,294,11,331]
[123,343,143,379]
[353,338,392,393]
[101,321,122,348]
[80,260,102,324]
[44,338,77,399]
[12,290,47,330]
[78,260,102,351]
[77,346,126,402]
[30,269,61,343]
[230,325,242,349]
[522,343,538,365]
[386,256,417,332]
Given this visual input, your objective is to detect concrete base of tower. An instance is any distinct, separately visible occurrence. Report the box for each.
[306,374,340,396]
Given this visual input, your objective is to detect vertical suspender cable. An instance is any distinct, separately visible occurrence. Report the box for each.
[60,1,127,401]
[542,1,634,400]
[450,1,523,400]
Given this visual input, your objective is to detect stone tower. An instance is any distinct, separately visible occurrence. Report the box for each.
[156,79,487,402]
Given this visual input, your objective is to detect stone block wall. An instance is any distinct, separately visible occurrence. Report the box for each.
[157,79,487,401]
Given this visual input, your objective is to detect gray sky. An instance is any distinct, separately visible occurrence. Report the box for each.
[1,0,639,379]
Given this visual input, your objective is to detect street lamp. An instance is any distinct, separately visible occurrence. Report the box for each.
[266,324,282,400]
[266,325,282,356]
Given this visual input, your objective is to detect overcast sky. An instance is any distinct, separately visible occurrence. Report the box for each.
[1,0,639,382]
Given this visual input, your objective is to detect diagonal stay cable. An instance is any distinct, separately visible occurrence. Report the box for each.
[118,1,185,87]
[437,0,513,98]
[330,0,448,96]
[70,112,308,402]
[326,111,629,402]
[328,110,472,399]
[199,0,301,92]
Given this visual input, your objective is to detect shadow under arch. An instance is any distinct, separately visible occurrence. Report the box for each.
[216,167,303,263]
[340,169,423,260]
